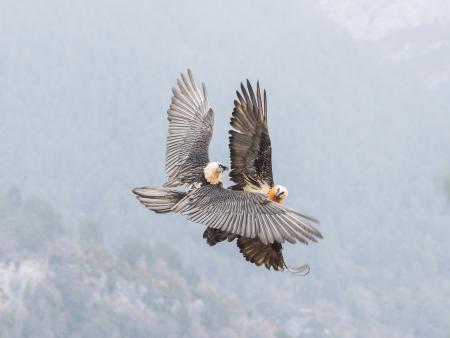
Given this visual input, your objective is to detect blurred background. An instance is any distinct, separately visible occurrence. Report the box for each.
[1,0,450,337]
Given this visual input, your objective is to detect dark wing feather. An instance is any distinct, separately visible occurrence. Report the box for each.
[229,81,274,193]
[165,70,213,187]
[202,228,237,246]
[237,237,286,270]
[237,237,310,273]
[175,185,322,245]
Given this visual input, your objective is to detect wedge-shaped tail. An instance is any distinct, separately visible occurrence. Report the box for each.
[132,187,185,214]
[237,237,310,274]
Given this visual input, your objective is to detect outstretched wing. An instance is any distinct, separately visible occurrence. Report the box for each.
[164,70,214,187]
[228,80,274,193]
[175,185,322,245]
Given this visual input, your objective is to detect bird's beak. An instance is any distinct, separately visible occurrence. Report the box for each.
[219,164,228,172]
[275,188,283,197]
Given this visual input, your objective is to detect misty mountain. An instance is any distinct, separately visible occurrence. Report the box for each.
[1,1,450,337]
[0,188,285,338]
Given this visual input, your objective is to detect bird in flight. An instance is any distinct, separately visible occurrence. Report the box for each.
[133,70,322,273]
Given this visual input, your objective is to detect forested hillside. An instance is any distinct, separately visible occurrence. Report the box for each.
[0,188,284,338]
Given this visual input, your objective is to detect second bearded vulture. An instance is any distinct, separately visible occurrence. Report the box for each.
[133,70,322,273]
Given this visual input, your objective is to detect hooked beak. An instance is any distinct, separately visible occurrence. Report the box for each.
[219,164,228,172]
[275,188,284,197]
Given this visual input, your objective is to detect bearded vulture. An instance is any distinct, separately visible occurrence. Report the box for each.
[133,70,322,273]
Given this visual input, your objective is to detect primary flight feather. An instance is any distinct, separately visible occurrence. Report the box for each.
[133,70,322,273]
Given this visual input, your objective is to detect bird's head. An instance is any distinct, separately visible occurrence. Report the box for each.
[268,184,288,203]
[204,162,228,185]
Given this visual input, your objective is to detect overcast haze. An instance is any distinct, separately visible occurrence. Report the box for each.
[1,1,450,337]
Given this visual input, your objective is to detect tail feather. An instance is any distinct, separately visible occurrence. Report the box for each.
[237,237,310,274]
[132,187,185,213]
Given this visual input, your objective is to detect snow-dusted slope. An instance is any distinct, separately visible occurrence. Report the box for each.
[317,0,450,40]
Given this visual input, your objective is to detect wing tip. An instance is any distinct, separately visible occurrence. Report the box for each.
[132,187,145,196]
